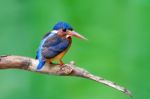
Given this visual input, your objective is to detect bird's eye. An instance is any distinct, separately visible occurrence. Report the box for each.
[69,28,73,31]
[63,28,67,32]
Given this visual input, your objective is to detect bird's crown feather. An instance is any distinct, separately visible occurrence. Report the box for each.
[53,22,73,31]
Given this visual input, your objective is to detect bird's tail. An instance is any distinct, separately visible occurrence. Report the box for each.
[37,59,46,70]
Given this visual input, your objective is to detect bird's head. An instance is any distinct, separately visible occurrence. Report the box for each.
[52,22,87,40]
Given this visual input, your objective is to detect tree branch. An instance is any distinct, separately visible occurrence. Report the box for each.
[0,55,132,96]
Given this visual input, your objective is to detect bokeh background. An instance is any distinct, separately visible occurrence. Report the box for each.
[0,0,150,99]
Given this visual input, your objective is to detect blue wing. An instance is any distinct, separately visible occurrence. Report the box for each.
[36,32,51,59]
[36,31,70,69]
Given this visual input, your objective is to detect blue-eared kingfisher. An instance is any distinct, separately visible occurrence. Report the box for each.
[36,22,87,70]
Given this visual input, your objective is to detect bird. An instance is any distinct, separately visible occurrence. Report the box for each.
[36,22,87,70]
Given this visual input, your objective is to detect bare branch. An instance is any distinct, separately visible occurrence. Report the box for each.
[0,55,132,96]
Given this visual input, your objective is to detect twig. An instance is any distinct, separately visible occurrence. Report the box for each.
[0,55,132,96]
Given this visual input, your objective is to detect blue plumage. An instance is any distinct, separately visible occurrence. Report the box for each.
[36,22,85,70]
[36,28,71,70]
[37,60,45,70]
[53,22,73,31]
[36,32,56,69]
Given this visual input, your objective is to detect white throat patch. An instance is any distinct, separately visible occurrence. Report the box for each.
[51,30,58,34]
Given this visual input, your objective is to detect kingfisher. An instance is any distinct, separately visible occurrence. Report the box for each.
[36,22,87,70]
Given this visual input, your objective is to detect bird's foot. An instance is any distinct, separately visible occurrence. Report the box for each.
[59,60,64,66]
[49,62,53,64]
[49,59,53,64]
[60,63,64,66]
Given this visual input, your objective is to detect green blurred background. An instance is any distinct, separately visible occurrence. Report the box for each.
[0,0,150,99]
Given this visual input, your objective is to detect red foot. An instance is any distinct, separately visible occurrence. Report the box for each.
[59,60,64,66]
[49,59,53,64]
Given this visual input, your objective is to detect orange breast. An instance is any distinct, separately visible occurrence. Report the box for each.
[53,49,69,60]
